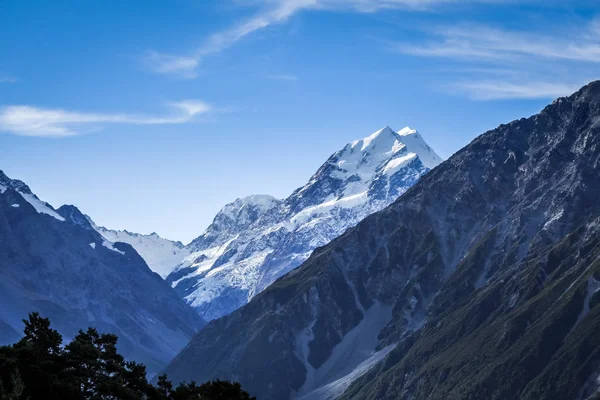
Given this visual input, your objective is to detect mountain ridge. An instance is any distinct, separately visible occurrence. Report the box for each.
[162,81,600,399]
[0,171,205,375]
[89,219,190,278]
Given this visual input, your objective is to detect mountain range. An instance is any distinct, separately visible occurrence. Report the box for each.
[87,126,441,322]
[0,171,204,375]
[4,82,600,400]
[118,126,441,322]
[161,82,600,400]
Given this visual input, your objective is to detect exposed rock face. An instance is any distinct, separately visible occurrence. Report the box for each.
[167,126,442,321]
[0,172,204,375]
[162,81,600,400]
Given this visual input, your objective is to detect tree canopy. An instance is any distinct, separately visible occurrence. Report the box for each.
[0,313,255,400]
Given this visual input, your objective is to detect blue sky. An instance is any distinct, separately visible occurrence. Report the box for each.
[1,0,599,243]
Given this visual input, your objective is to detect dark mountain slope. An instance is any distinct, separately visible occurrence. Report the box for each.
[342,219,600,399]
[0,173,205,374]
[163,81,600,399]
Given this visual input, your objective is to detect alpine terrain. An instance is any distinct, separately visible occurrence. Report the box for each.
[0,171,204,374]
[90,222,190,278]
[166,126,443,321]
[162,82,600,400]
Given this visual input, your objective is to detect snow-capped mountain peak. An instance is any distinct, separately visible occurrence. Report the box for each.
[0,170,65,221]
[0,171,33,195]
[167,125,443,321]
[187,195,285,253]
[218,194,281,221]
[350,125,398,151]
[0,170,204,376]
[396,127,442,169]
[291,126,439,208]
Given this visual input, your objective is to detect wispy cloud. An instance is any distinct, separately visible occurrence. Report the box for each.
[0,100,212,137]
[450,81,587,100]
[144,0,504,78]
[397,24,600,63]
[393,20,600,100]
[145,0,315,78]
[143,52,200,79]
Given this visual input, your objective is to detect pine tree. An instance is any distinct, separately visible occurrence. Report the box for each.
[0,313,255,400]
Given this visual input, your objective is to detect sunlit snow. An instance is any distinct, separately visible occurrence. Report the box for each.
[169,126,443,321]
[91,222,190,277]
[18,191,65,221]
[102,240,125,255]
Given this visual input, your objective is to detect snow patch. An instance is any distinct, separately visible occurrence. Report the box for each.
[183,249,273,308]
[102,240,125,255]
[172,236,240,288]
[291,192,369,227]
[18,192,65,221]
[396,127,442,169]
[383,153,418,176]
[219,194,281,221]
[543,209,564,230]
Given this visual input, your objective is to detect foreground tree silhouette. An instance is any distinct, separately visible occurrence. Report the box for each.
[0,313,255,400]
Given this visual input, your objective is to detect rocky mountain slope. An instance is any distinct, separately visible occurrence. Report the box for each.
[0,171,204,375]
[90,221,190,278]
[166,126,442,321]
[162,81,600,400]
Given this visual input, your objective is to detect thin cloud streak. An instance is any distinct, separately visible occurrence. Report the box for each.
[143,52,200,79]
[393,19,600,100]
[397,24,600,63]
[145,0,508,78]
[145,0,316,78]
[450,81,587,100]
[0,100,212,137]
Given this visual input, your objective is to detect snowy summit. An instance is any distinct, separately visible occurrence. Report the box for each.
[165,126,443,321]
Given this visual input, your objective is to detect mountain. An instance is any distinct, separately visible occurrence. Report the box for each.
[90,221,190,278]
[0,171,204,375]
[162,81,600,400]
[166,126,443,321]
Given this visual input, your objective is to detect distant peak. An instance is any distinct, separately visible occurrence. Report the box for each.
[547,81,600,108]
[371,125,396,138]
[57,204,93,229]
[340,125,442,171]
[238,194,278,204]
[351,126,400,152]
[217,194,282,220]
[0,170,33,195]
[397,127,417,136]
